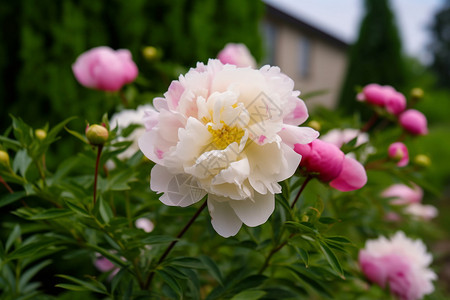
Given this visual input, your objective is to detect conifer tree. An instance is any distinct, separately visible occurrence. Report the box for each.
[338,0,406,114]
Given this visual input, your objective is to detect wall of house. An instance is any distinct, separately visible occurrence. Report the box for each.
[263,17,348,110]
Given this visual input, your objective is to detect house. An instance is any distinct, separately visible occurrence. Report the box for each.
[262,2,349,109]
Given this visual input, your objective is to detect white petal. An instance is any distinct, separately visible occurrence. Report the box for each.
[208,195,242,237]
[278,125,319,148]
[229,192,275,227]
[151,165,206,207]
[139,131,166,164]
[276,143,302,181]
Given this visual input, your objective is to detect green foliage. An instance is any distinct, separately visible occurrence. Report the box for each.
[338,0,406,114]
[429,0,450,87]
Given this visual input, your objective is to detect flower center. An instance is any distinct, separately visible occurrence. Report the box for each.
[208,122,245,150]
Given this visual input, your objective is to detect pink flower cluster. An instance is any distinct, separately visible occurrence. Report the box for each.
[358,84,428,135]
[294,139,367,191]
[359,232,436,300]
[72,46,138,92]
[357,84,406,115]
[382,184,437,221]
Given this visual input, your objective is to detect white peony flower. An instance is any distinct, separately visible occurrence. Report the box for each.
[110,104,155,160]
[359,231,436,300]
[139,59,318,237]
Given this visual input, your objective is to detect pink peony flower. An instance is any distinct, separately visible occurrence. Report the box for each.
[359,232,436,300]
[382,184,423,205]
[217,43,257,68]
[294,139,367,191]
[72,46,138,91]
[399,109,428,135]
[357,84,406,115]
[138,59,318,237]
[94,254,120,279]
[405,203,438,221]
[388,142,409,167]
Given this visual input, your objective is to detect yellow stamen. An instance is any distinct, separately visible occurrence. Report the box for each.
[207,122,245,150]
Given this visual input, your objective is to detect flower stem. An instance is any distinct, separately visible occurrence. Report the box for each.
[93,145,103,205]
[119,90,129,107]
[258,239,289,274]
[361,113,378,132]
[0,176,13,194]
[291,175,312,209]
[144,200,207,289]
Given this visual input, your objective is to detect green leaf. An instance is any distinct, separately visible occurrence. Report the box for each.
[230,290,266,300]
[199,255,224,285]
[19,259,52,291]
[29,209,73,220]
[317,240,344,278]
[0,135,21,150]
[6,224,21,253]
[8,238,60,260]
[288,266,332,298]
[64,126,88,144]
[12,149,32,177]
[140,235,177,245]
[295,247,309,267]
[318,217,339,224]
[104,169,136,192]
[0,191,27,209]
[231,275,267,295]
[98,197,114,224]
[157,269,182,297]
[56,274,107,294]
[285,221,318,234]
[63,200,90,217]
[325,236,352,244]
[168,257,203,269]
[85,244,128,268]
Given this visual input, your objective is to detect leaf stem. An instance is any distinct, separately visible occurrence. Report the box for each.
[93,145,103,205]
[361,113,378,132]
[0,176,13,193]
[291,175,312,209]
[144,200,207,289]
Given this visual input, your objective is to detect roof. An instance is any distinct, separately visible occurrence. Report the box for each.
[264,2,349,49]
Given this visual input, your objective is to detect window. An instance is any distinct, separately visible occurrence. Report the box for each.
[299,37,311,78]
[262,21,277,65]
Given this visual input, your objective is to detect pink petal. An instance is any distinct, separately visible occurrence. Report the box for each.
[329,155,367,191]
[279,125,319,148]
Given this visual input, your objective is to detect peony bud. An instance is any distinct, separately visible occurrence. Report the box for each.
[414,154,431,167]
[0,150,10,168]
[388,142,409,167]
[307,120,321,132]
[86,124,109,146]
[411,88,424,100]
[72,46,138,92]
[399,109,428,135]
[142,46,159,61]
[35,129,47,140]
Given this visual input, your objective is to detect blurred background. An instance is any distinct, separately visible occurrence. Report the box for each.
[1,0,449,293]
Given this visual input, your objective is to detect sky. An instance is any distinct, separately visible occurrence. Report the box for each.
[264,0,444,64]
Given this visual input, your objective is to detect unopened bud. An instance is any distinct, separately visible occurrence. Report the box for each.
[142,46,158,61]
[86,124,109,146]
[0,150,10,168]
[301,215,309,222]
[414,154,431,167]
[35,129,47,140]
[307,120,321,132]
[411,88,424,100]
